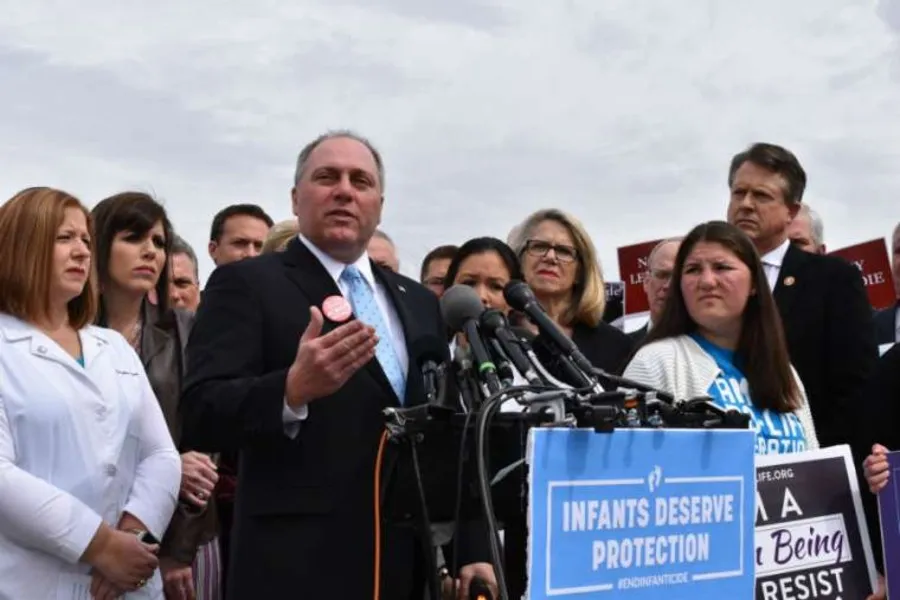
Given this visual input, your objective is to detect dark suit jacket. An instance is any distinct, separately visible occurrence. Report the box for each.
[532,320,635,384]
[627,323,648,346]
[137,303,218,564]
[875,304,897,345]
[180,238,488,599]
[773,245,878,449]
[854,343,900,571]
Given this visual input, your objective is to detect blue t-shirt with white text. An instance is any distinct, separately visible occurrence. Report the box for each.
[691,334,808,455]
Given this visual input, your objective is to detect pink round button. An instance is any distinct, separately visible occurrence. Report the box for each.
[322,295,352,323]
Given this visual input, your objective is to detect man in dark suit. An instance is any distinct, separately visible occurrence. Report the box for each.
[727,142,878,449]
[181,131,495,599]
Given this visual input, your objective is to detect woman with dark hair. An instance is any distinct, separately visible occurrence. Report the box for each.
[624,220,818,455]
[92,193,221,600]
[443,236,522,312]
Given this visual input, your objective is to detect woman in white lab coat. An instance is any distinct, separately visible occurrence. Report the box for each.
[0,187,182,599]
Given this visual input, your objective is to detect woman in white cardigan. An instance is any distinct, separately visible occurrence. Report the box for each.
[624,220,818,455]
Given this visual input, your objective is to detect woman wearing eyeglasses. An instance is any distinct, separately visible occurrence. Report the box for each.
[507,209,634,381]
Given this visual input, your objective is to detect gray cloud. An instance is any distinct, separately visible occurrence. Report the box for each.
[0,0,898,283]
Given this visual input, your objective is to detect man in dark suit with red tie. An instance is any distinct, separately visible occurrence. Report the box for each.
[181,131,495,598]
[726,142,878,449]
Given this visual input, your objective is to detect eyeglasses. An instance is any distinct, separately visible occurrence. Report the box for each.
[524,239,579,264]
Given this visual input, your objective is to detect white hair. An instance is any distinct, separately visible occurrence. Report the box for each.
[797,204,825,247]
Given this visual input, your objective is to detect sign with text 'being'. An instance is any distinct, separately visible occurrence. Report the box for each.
[755,446,877,599]
[526,428,756,599]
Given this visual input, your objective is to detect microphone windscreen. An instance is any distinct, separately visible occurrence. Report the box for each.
[479,308,507,335]
[503,280,535,312]
[409,335,448,367]
[440,284,486,332]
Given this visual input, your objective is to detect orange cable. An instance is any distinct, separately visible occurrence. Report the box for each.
[373,428,389,600]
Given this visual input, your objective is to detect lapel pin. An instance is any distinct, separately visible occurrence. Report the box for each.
[783,276,796,287]
[398,285,406,293]
[322,295,352,323]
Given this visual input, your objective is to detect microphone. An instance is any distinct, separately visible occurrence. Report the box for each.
[452,344,481,411]
[480,309,543,386]
[503,281,598,388]
[440,285,502,395]
[410,335,449,406]
[486,337,515,388]
[590,367,676,405]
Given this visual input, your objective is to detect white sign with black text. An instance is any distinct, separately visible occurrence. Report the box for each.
[754,446,877,599]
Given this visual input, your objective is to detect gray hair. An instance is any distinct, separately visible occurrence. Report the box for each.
[647,237,684,268]
[170,234,199,281]
[372,229,394,246]
[798,204,825,248]
[293,130,385,190]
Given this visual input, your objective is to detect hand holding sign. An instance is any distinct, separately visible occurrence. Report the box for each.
[285,305,378,408]
[863,444,891,494]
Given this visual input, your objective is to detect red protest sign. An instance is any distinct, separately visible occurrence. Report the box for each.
[617,239,663,315]
[828,238,896,310]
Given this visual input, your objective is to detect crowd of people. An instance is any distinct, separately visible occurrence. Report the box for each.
[0,130,898,599]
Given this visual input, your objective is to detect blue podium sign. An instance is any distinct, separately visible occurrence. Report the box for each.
[526,428,756,599]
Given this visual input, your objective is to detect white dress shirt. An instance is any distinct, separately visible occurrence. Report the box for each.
[0,313,181,599]
[760,238,792,290]
[283,234,409,436]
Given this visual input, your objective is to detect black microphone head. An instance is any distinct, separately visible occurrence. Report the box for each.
[479,308,508,335]
[440,284,486,332]
[503,280,536,312]
[409,335,448,367]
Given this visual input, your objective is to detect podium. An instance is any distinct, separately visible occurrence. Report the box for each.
[379,400,759,599]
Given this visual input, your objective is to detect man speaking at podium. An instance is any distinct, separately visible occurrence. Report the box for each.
[181,131,495,599]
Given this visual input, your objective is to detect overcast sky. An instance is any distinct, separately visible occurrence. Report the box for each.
[2,0,899,284]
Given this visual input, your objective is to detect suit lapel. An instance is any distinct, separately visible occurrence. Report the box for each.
[281,238,343,335]
[140,302,169,369]
[773,244,807,318]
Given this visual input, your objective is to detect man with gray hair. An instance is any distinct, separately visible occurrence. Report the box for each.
[630,237,682,343]
[368,228,399,272]
[787,204,826,254]
[182,129,496,599]
[169,234,201,311]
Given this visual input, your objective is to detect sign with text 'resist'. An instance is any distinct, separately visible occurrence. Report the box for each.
[877,450,900,597]
[616,239,663,315]
[526,428,756,599]
[829,238,896,310]
[755,446,877,600]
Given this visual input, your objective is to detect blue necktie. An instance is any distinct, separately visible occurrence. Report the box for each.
[340,265,406,402]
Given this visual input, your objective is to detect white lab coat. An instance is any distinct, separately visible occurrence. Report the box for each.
[0,313,181,599]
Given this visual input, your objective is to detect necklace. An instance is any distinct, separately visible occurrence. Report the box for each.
[126,318,143,351]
